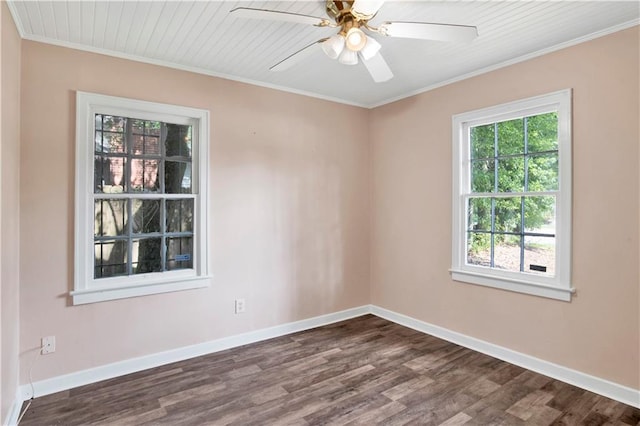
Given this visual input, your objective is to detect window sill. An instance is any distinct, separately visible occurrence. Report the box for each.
[71,276,211,305]
[450,269,574,301]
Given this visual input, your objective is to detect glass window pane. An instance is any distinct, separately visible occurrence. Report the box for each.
[527,112,558,153]
[165,124,192,158]
[95,114,103,131]
[524,196,555,233]
[497,118,524,156]
[494,197,521,233]
[494,235,521,272]
[471,159,494,193]
[497,156,525,192]
[467,232,491,267]
[130,159,160,192]
[94,156,126,193]
[166,237,193,271]
[527,153,558,191]
[94,199,128,237]
[524,235,555,276]
[132,238,162,274]
[101,115,125,132]
[147,121,161,136]
[467,197,491,231]
[94,240,128,278]
[132,119,145,134]
[165,161,192,194]
[95,131,125,154]
[132,134,160,156]
[167,199,194,233]
[470,124,494,159]
[132,199,161,234]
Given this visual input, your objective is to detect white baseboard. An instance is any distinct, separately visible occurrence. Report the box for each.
[17,304,639,411]
[4,388,23,426]
[20,305,370,401]
[370,305,640,409]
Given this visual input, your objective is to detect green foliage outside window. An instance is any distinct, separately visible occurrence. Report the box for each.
[468,112,558,254]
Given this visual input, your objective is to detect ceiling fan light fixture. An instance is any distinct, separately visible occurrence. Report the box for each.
[345,27,367,51]
[321,34,345,59]
[338,48,358,65]
[359,36,381,60]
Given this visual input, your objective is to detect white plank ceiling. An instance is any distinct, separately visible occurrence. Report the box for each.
[7,1,640,107]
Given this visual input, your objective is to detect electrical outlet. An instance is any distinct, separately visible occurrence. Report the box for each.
[235,298,246,314]
[41,336,56,355]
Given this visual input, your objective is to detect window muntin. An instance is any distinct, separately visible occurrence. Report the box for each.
[74,92,210,305]
[451,90,572,301]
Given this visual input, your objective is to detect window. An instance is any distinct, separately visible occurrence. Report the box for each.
[73,92,210,304]
[451,90,573,301]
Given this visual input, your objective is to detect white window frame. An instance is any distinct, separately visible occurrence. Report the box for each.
[73,92,211,305]
[451,89,573,301]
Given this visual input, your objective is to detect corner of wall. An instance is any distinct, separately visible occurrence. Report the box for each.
[1,1,22,423]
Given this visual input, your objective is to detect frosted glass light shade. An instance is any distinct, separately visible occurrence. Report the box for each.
[345,28,367,51]
[321,34,345,60]
[359,36,381,60]
[338,48,358,65]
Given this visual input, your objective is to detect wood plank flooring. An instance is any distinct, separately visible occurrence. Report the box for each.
[19,315,640,425]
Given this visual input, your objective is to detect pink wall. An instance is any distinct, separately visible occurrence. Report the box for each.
[1,2,22,420]
[19,41,371,382]
[370,27,639,389]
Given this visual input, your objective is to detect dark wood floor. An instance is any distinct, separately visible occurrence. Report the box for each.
[20,315,640,425]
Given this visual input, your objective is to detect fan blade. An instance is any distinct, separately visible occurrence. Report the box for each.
[230,7,331,27]
[351,0,385,18]
[270,39,326,72]
[380,21,478,42]
[360,52,393,83]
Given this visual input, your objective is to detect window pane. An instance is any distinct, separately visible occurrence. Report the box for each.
[497,118,524,156]
[524,196,555,233]
[467,197,491,231]
[497,156,525,192]
[94,240,128,278]
[467,232,491,267]
[94,156,126,193]
[165,161,192,194]
[132,238,162,274]
[147,121,162,136]
[94,199,128,237]
[95,131,125,154]
[470,124,494,159]
[527,153,558,191]
[166,237,193,271]
[494,235,521,272]
[165,124,192,158]
[100,115,125,132]
[524,235,555,276]
[132,199,161,234]
[471,159,494,193]
[527,112,558,153]
[494,197,521,233]
[130,159,160,192]
[132,134,160,156]
[167,199,194,233]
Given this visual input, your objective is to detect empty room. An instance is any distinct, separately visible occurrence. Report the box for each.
[1,1,639,425]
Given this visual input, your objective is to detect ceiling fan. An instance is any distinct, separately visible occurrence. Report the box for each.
[230,0,478,83]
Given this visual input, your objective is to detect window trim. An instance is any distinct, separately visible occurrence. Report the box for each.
[451,89,573,301]
[73,92,211,305]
